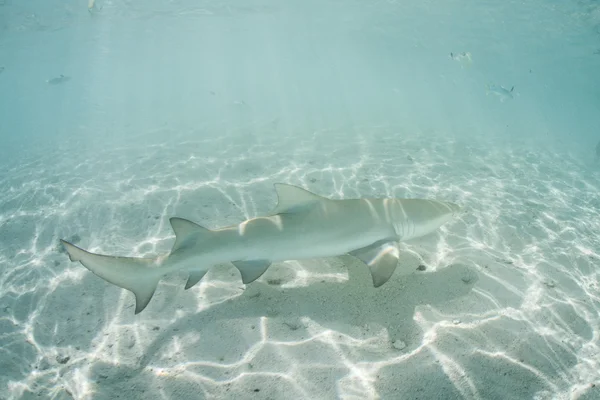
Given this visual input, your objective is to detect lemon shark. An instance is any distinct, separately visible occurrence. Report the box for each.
[61,184,460,314]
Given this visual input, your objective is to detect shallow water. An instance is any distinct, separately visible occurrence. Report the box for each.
[1,1,600,399]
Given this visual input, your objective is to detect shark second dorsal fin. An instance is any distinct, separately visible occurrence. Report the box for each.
[169,217,212,252]
[270,183,327,215]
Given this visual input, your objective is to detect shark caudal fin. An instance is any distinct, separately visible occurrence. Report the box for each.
[60,240,165,314]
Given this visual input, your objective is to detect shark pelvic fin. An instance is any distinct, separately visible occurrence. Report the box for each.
[271,183,327,215]
[185,270,208,290]
[350,240,399,287]
[60,240,163,314]
[232,259,272,284]
[170,217,212,252]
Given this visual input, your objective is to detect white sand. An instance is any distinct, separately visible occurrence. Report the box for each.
[1,1,600,399]
[0,124,599,400]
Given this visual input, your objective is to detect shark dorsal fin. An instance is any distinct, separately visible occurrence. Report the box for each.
[271,183,326,214]
[169,217,212,251]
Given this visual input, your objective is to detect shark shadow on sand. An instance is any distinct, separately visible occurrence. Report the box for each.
[86,259,478,398]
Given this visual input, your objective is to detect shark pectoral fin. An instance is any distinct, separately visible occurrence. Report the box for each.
[232,260,271,284]
[60,239,162,314]
[170,217,212,251]
[350,241,399,287]
[185,270,208,290]
[270,183,327,215]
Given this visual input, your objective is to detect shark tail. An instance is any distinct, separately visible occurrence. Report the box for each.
[60,240,166,314]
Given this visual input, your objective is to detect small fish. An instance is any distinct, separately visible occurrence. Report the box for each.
[46,74,70,85]
[486,84,514,102]
[449,51,472,67]
[0,66,4,74]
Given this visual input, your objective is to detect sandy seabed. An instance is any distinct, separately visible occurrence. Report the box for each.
[0,123,599,400]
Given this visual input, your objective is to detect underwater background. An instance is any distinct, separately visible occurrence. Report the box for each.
[1,0,600,399]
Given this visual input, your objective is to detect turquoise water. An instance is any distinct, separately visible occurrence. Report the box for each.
[1,1,600,399]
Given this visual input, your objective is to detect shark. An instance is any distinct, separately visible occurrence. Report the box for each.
[61,184,460,314]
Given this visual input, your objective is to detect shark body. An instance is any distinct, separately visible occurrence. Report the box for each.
[61,184,460,314]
